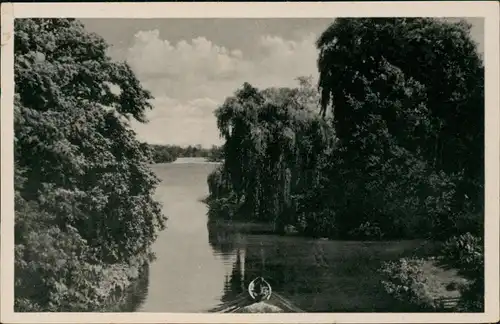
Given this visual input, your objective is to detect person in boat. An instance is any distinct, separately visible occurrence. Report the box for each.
[251,277,269,301]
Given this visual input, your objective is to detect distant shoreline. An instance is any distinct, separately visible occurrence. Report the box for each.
[151,157,222,165]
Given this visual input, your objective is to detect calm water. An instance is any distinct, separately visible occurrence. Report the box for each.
[127,160,435,313]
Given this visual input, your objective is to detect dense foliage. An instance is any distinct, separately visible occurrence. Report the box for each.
[207,19,483,241]
[316,18,484,240]
[315,18,484,309]
[441,233,484,311]
[207,78,337,235]
[379,258,438,311]
[380,233,483,312]
[149,144,223,164]
[206,18,484,311]
[14,18,166,311]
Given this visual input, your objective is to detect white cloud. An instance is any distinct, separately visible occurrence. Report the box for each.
[125,29,320,147]
[130,97,222,148]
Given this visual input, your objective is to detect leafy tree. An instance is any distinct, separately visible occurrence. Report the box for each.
[208,19,483,242]
[208,78,336,234]
[147,144,223,163]
[14,18,166,311]
[149,144,179,163]
[206,18,484,312]
[317,17,484,311]
[207,145,224,162]
[316,18,484,238]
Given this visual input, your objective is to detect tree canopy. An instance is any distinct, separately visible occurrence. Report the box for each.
[207,78,337,235]
[317,18,484,208]
[148,144,224,164]
[206,17,485,311]
[207,18,484,240]
[14,18,166,311]
[315,18,484,239]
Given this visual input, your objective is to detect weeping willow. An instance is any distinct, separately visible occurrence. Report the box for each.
[207,79,336,235]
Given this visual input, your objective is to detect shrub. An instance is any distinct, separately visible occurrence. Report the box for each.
[441,233,484,311]
[300,209,337,238]
[348,221,384,240]
[441,233,483,277]
[206,165,232,201]
[15,191,155,312]
[379,258,437,310]
[456,279,484,312]
[206,192,242,221]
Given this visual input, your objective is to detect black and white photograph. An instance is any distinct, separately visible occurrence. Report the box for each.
[1,2,499,324]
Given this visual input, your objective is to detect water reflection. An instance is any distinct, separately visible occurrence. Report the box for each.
[207,220,241,256]
[107,262,150,312]
[220,249,247,304]
[206,219,431,312]
[121,163,436,313]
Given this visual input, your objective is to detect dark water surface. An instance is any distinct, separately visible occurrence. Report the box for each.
[128,161,435,312]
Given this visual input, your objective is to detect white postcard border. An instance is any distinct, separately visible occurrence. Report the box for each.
[1,1,498,323]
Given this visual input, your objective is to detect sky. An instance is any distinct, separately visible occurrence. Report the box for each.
[82,18,484,148]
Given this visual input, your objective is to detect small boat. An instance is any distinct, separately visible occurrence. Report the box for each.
[211,277,303,313]
[248,277,272,301]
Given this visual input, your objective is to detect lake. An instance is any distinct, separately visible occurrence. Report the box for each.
[129,159,436,312]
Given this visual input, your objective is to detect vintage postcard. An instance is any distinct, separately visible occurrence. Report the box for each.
[1,1,499,323]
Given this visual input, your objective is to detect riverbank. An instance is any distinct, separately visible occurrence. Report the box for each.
[207,218,469,312]
[172,157,222,164]
[150,157,222,166]
[104,262,150,312]
[207,218,276,235]
[127,162,471,313]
